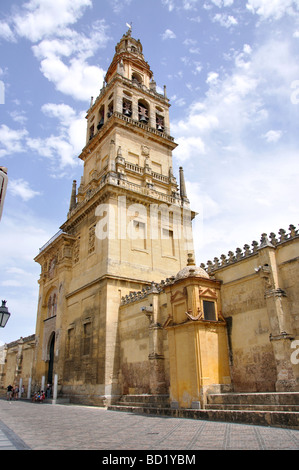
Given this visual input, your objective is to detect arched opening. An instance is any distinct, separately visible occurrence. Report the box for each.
[132,72,142,85]
[47,289,57,318]
[138,99,149,124]
[97,105,104,130]
[47,333,55,385]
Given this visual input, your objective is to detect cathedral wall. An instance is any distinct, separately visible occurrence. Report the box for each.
[213,238,299,392]
[60,282,106,404]
[0,336,35,392]
[276,240,299,337]
[119,291,170,396]
[215,258,277,391]
[119,300,151,394]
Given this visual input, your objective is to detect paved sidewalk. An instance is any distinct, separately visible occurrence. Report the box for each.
[0,399,299,451]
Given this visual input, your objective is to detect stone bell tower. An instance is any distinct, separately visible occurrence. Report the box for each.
[33,27,195,405]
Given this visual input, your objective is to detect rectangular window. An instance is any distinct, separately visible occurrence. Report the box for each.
[83,322,92,355]
[132,220,146,250]
[162,228,175,257]
[66,328,74,358]
[203,300,217,321]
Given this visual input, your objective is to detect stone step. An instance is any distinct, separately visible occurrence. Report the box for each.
[116,394,170,408]
[107,404,299,429]
[207,392,299,406]
[205,403,299,412]
[44,397,70,405]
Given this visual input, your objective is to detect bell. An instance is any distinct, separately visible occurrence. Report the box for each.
[157,124,163,131]
[124,109,131,116]
[97,118,104,129]
[139,115,147,123]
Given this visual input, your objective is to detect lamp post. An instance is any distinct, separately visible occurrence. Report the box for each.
[0,300,11,328]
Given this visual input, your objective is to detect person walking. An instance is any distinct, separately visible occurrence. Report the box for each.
[13,385,19,400]
[6,384,13,401]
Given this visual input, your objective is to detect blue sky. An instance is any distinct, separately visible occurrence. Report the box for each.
[0,0,299,344]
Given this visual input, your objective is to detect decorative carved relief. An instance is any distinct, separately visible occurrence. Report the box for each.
[185,309,203,321]
[88,225,96,254]
[73,236,80,264]
[170,287,187,303]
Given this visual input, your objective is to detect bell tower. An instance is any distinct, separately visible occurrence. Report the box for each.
[34,28,195,406]
[63,26,194,281]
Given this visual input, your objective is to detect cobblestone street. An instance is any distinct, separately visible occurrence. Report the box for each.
[0,399,298,452]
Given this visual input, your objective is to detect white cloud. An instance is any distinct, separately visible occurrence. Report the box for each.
[246,0,299,19]
[41,103,76,122]
[0,104,85,170]
[8,179,42,201]
[108,0,133,13]
[39,57,105,101]
[213,13,238,27]
[0,212,58,341]
[209,0,234,7]
[162,0,200,12]
[9,109,28,125]
[1,3,109,103]
[206,71,219,84]
[162,29,177,40]
[262,130,283,142]
[0,21,16,42]
[26,103,86,169]
[0,125,28,157]
[182,0,199,10]
[171,36,299,262]
[162,0,176,11]
[31,20,109,101]
[13,0,92,42]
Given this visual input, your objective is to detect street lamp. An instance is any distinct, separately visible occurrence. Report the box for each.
[0,300,11,328]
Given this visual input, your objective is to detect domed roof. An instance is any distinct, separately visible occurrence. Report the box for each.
[175,265,210,281]
[175,253,209,281]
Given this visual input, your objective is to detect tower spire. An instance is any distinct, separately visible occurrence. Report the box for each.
[179,166,188,201]
[69,180,77,212]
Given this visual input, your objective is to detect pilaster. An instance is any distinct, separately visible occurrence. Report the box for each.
[257,234,298,391]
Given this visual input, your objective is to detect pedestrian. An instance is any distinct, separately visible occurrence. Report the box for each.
[13,385,19,400]
[21,385,25,397]
[6,384,13,401]
[46,384,51,398]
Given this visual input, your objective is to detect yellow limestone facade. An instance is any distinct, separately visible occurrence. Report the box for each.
[1,31,298,408]
[30,29,195,406]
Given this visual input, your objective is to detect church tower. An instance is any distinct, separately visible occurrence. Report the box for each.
[33,28,195,405]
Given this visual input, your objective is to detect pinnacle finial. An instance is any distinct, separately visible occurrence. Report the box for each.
[69,180,77,212]
[126,22,132,34]
[179,166,188,201]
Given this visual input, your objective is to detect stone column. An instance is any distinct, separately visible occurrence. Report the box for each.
[27,378,32,399]
[53,374,58,403]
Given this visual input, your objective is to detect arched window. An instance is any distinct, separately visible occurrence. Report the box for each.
[138,99,149,124]
[123,98,132,117]
[156,114,164,132]
[97,105,104,130]
[47,291,57,318]
[132,72,142,85]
